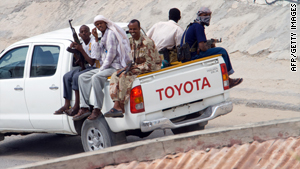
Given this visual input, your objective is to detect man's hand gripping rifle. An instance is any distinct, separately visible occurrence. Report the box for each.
[66,19,86,71]
[206,38,222,49]
[116,61,133,77]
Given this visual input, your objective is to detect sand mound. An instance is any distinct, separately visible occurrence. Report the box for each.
[0,0,298,60]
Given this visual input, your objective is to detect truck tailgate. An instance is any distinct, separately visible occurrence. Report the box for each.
[139,55,224,115]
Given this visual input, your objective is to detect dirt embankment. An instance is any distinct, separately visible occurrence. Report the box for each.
[0,0,299,111]
[0,0,298,60]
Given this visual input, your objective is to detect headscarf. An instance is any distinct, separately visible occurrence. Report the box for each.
[94,15,131,67]
[195,7,212,26]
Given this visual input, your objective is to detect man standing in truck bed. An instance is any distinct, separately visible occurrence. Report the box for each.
[147,8,184,67]
[104,19,161,118]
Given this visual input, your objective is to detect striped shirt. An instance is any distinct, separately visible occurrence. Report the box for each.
[91,28,122,71]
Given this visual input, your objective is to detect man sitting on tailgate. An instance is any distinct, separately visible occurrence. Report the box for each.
[181,7,243,88]
[104,19,161,118]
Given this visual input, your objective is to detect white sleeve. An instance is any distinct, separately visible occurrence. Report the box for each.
[146,24,156,39]
[175,27,184,47]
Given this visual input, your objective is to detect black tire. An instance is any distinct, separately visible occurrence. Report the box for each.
[171,121,207,135]
[81,115,127,152]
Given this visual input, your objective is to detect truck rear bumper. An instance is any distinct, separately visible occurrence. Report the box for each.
[141,101,233,132]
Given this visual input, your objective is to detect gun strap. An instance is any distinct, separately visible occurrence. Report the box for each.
[183,23,197,53]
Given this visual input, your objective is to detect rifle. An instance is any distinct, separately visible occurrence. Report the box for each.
[66,19,86,71]
[206,38,222,49]
[117,62,133,77]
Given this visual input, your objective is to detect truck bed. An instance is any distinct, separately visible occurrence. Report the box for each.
[102,54,230,132]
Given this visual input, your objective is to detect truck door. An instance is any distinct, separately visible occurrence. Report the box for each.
[24,44,64,129]
[0,45,34,129]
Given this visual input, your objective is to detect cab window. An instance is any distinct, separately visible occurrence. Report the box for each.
[30,45,60,77]
[0,46,29,79]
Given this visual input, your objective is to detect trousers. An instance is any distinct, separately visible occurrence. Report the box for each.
[109,69,138,104]
[78,68,117,109]
[63,66,95,100]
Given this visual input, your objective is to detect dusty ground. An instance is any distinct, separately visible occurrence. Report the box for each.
[207,104,300,129]
[229,52,299,106]
[1,0,298,61]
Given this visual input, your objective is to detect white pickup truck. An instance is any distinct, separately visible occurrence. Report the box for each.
[0,23,233,152]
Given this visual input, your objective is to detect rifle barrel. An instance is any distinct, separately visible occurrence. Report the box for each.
[69,19,73,28]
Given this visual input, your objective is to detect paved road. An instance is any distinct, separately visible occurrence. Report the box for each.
[0,133,83,169]
[0,130,174,169]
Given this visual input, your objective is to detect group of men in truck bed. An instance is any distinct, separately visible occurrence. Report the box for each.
[54,7,243,119]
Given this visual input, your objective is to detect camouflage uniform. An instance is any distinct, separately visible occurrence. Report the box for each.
[110,34,161,104]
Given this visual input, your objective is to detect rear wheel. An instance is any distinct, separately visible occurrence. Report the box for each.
[81,115,127,152]
[171,121,207,135]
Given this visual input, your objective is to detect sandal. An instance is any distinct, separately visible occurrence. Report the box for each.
[72,108,91,121]
[229,78,243,88]
[54,107,69,115]
[87,109,102,120]
[64,107,79,117]
[104,108,124,118]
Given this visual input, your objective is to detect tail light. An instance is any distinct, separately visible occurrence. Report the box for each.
[220,63,229,90]
[130,85,145,113]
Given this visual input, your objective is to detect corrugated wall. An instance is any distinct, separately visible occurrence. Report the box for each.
[103,137,300,169]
